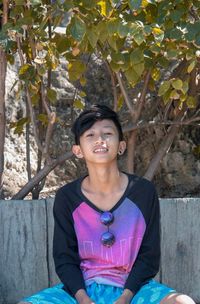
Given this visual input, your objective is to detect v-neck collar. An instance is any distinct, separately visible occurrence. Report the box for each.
[77,173,134,213]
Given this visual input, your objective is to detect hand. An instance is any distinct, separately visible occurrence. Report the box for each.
[75,289,95,304]
[114,289,134,304]
[114,295,130,304]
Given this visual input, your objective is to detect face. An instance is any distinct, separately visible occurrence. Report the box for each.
[72,119,126,164]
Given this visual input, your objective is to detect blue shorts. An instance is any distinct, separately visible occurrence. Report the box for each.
[21,280,175,304]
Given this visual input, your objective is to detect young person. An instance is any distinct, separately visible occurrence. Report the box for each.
[21,104,195,304]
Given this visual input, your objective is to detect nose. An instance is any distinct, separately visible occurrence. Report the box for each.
[95,134,106,143]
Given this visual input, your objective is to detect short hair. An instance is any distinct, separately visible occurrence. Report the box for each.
[71,104,123,145]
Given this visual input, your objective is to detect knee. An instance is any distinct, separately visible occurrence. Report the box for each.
[161,293,196,304]
[174,294,196,304]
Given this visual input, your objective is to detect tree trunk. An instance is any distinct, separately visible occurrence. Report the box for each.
[144,125,180,181]
[0,47,7,199]
[126,130,137,173]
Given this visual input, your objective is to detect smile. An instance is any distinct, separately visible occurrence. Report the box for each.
[93,147,108,153]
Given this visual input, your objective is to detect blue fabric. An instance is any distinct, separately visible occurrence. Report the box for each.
[22,280,175,304]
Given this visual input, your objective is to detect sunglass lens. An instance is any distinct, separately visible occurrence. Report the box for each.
[100,211,114,226]
[101,231,115,247]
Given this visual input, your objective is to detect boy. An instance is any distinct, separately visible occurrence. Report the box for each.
[21,104,195,304]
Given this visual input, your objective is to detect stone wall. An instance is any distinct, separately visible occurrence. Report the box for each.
[4,57,200,199]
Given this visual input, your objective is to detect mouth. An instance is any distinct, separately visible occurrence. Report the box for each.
[93,146,108,153]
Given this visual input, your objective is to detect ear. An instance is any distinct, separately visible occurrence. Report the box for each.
[72,145,84,159]
[118,141,126,155]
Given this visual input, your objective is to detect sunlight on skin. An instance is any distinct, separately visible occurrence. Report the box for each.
[161,293,196,304]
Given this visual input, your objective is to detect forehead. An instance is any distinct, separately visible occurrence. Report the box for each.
[84,119,117,131]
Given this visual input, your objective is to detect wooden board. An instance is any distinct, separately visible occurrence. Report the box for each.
[160,198,200,303]
[1,198,200,303]
[0,200,49,304]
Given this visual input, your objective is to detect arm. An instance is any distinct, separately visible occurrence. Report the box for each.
[75,289,95,304]
[53,188,86,297]
[124,186,160,295]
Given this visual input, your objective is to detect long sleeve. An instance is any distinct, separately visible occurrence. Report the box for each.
[124,184,160,294]
[53,188,86,297]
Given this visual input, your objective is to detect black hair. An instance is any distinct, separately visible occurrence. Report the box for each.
[71,104,123,145]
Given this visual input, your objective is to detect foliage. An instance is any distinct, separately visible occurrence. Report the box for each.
[0,0,200,198]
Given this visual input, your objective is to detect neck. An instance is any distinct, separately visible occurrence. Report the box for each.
[85,164,121,193]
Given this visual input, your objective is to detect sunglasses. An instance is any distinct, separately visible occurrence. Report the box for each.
[100,211,115,247]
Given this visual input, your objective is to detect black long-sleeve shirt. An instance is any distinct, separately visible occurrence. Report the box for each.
[53,174,160,297]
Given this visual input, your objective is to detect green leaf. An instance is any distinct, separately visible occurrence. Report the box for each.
[107,19,119,35]
[125,68,140,84]
[56,35,71,54]
[97,0,113,17]
[38,114,48,126]
[118,22,130,38]
[70,16,86,42]
[19,64,36,81]
[47,88,57,104]
[111,52,125,65]
[169,28,183,40]
[80,77,87,86]
[170,90,180,100]
[110,61,121,72]
[74,99,85,109]
[28,83,39,95]
[158,81,171,96]
[30,0,42,5]
[193,146,200,158]
[86,26,99,48]
[63,0,74,10]
[166,49,179,59]
[15,0,25,4]
[130,48,144,65]
[96,22,108,43]
[187,60,196,73]
[171,78,183,90]
[152,27,164,43]
[131,24,145,45]
[117,95,124,110]
[132,62,144,77]
[170,10,184,22]
[128,0,142,10]
[162,89,172,105]
[181,81,189,95]
[186,96,197,108]
[80,0,97,9]
[68,60,86,81]
[37,65,46,76]
[151,68,161,81]
[107,36,117,50]
[195,34,200,47]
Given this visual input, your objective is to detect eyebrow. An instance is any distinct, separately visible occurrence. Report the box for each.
[86,125,115,131]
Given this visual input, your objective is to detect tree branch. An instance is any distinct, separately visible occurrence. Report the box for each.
[0,0,8,198]
[144,125,180,181]
[123,116,200,133]
[144,111,187,181]
[104,60,118,111]
[116,72,134,116]
[16,35,43,152]
[12,151,73,200]
[135,70,151,121]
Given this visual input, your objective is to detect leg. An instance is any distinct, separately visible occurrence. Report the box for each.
[18,284,76,304]
[160,292,196,304]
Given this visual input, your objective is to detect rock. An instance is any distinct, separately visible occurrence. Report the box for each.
[3,56,200,199]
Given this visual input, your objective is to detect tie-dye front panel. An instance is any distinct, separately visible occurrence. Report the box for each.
[73,197,146,287]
